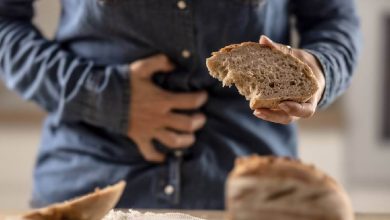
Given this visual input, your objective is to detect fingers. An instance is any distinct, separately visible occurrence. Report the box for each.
[154,129,196,149]
[279,101,316,118]
[166,91,208,110]
[165,113,207,133]
[254,109,298,125]
[257,35,321,124]
[131,54,175,79]
[254,99,317,124]
[259,35,293,55]
[259,35,279,50]
[137,141,166,163]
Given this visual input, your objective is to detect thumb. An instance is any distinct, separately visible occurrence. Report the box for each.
[259,35,291,54]
[133,54,175,79]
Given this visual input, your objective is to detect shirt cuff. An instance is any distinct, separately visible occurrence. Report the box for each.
[110,64,131,134]
[71,64,130,135]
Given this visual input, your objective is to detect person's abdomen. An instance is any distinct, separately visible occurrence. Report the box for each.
[32,0,296,209]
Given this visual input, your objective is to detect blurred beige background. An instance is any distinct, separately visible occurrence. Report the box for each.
[0,0,390,213]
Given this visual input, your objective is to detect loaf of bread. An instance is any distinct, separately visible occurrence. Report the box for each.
[7,181,126,220]
[206,42,319,109]
[226,156,354,220]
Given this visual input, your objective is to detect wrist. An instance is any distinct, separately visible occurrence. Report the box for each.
[300,49,326,105]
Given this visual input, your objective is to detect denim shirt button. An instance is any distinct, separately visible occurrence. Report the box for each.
[181,49,191,59]
[177,1,187,10]
[164,184,175,195]
[174,150,183,158]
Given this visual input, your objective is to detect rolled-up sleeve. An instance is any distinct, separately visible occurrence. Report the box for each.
[292,0,362,108]
[0,0,130,134]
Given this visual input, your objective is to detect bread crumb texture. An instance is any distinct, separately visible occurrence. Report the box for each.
[206,42,319,109]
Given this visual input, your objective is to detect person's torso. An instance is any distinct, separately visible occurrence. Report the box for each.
[33,0,297,209]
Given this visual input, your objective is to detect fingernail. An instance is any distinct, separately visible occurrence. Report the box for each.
[260,35,273,44]
[253,110,264,117]
[264,36,272,43]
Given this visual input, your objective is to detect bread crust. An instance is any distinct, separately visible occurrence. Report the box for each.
[226,156,354,220]
[207,42,319,110]
[229,156,337,187]
[8,181,126,220]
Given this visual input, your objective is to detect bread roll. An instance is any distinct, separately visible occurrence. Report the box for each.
[206,42,319,109]
[226,156,354,220]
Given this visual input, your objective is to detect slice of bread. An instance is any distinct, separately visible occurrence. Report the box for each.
[206,42,319,109]
[226,156,354,220]
[8,181,126,220]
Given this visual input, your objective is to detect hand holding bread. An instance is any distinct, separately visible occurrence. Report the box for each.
[206,35,325,125]
[254,36,325,124]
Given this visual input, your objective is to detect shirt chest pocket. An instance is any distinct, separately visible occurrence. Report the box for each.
[94,0,171,11]
[89,0,172,36]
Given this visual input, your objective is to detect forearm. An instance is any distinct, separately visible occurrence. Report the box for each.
[0,18,130,134]
[292,0,362,108]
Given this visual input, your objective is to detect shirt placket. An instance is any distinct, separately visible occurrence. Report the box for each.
[176,0,197,75]
[155,150,184,207]
[155,0,197,207]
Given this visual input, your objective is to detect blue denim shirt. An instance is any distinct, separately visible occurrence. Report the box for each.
[0,0,360,209]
